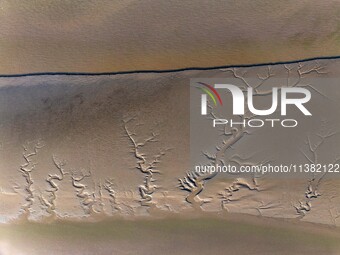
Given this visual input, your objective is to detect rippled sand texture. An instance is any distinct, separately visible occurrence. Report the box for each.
[1,0,340,73]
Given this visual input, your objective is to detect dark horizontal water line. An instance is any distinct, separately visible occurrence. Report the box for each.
[1,55,340,78]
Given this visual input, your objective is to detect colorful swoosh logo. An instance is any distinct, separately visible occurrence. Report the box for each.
[196,82,223,106]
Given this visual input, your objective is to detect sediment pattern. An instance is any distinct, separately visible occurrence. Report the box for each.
[0,58,340,227]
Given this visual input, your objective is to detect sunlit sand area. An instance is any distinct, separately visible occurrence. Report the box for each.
[1,0,340,73]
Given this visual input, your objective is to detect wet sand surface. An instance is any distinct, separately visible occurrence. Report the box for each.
[1,216,340,255]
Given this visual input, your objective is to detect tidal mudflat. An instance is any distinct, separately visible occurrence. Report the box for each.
[1,58,340,254]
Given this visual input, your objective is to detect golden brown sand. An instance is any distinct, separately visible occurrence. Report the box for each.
[1,0,340,73]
